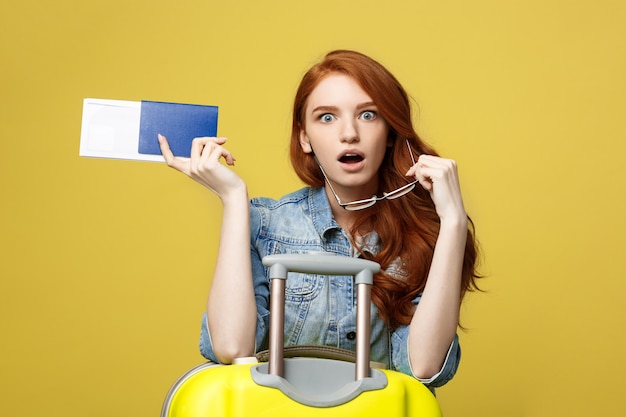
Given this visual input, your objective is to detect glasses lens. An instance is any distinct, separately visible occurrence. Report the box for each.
[343,198,377,211]
[384,181,417,200]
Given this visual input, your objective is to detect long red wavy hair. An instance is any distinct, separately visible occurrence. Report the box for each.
[290,50,481,328]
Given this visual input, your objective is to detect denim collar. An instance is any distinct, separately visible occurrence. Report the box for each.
[307,187,380,255]
[308,187,340,241]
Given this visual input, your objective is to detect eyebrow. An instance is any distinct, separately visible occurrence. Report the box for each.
[310,101,378,114]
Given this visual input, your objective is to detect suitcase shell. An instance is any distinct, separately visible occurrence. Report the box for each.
[161,360,442,416]
[161,254,443,416]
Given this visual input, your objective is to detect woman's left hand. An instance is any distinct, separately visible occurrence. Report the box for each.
[406,155,467,224]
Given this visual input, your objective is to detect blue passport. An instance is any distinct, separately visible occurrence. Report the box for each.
[138,100,219,157]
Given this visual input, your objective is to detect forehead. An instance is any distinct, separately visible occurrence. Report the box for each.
[306,73,373,109]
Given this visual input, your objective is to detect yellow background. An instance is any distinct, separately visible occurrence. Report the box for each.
[1,1,625,416]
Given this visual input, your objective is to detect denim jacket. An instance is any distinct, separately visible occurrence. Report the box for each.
[200,186,460,388]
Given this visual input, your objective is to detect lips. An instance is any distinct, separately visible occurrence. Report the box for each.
[336,149,366,173]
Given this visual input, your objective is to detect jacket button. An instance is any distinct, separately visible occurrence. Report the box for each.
[346,331,356,340]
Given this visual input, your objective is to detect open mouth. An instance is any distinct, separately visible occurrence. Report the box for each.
[339,154,364,164]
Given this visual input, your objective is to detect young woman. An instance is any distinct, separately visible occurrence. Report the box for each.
[158,50,480,389]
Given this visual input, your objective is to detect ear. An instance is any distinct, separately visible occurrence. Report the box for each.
[299,129,313,154]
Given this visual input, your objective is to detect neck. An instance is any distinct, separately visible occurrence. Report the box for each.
[324,185,359,231]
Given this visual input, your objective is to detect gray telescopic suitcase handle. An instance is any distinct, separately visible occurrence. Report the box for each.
[261,253,381,381]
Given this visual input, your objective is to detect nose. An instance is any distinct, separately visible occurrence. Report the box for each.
[340,119,359,143]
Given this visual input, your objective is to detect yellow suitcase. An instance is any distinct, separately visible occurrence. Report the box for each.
[161,254,442,417]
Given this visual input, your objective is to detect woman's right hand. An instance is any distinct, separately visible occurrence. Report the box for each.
[158,134,245,199]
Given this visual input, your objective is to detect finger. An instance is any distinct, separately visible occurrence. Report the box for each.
[194,136,228,144]
[414,157,447,191]
[158,134,190,172]
[158,133,174,161]
[405,166,432,191]
[195,138,236,166]
[406,155,431,183]
[417,172,434,191]
[216,147,236,166]
[190,137,228,155]
[189,137,232,162]
[190,137,211,159]
[190,137,218,174]
[202,145,237,170]
[418,155,459,172]
[405,153,437,177]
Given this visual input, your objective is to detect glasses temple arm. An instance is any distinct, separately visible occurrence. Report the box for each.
[405,138,417,166]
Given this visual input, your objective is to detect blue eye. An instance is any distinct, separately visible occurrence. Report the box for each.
[360,111,377,121]
[320,114,335,123]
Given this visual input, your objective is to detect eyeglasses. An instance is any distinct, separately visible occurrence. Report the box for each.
[316,138,418,211]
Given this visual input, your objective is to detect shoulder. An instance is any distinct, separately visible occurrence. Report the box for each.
[250,187,311,210]
[249,187,314,234]
[249,187,327,249]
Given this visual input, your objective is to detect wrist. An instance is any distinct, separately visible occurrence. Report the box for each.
[220,181,248,205]
[439,215,468,233]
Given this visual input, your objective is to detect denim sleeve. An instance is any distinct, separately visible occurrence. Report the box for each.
[391,326,461,388]
[198,203,271,363]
